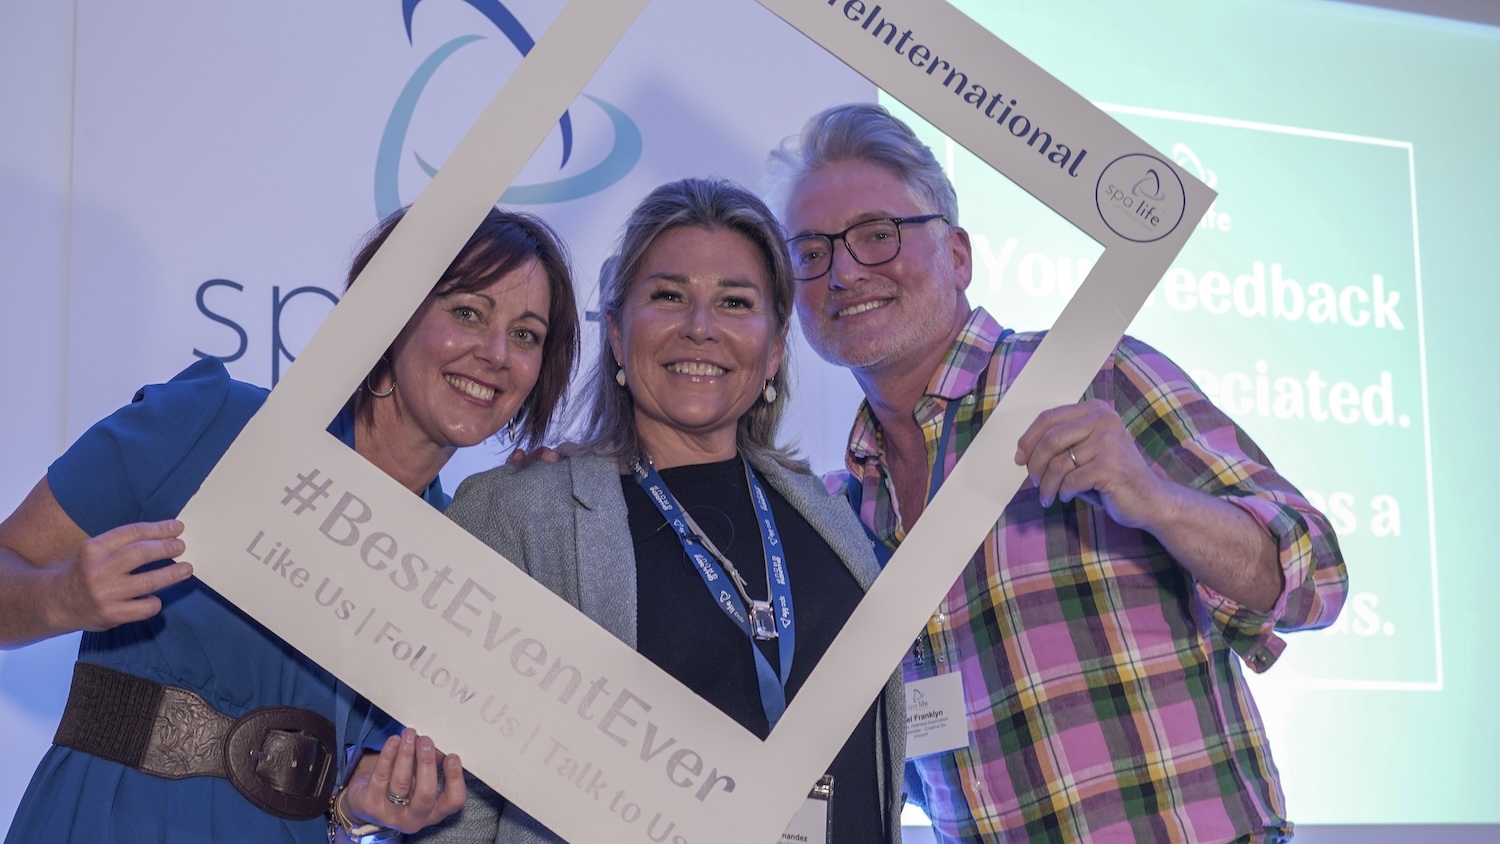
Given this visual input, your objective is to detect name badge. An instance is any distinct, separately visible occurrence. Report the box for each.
[778,775,832,844]
[904,672,969,759]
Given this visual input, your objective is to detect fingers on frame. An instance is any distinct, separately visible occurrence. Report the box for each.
[127,560,193,601]
[99,519,184,549]
[404,736,444,814]
[1055,458,1093,505]
[92,595,163,630]
[437,753,466,811]
[365,733,403,793]
[84,531,186,575]
[387,729,420,793]
[1037,453,1070,504]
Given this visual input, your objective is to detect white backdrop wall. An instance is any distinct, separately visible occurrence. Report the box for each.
[0,0,76,828]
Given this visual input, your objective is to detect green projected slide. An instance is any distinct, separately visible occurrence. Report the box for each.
[884,0,1497,826]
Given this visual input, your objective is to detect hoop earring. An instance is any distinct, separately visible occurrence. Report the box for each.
[762,380,778,404]
[366,372,394,398]
[616,368,627,387]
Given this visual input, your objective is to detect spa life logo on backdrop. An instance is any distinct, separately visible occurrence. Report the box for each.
[1095,153,1186,243]
[195,0,643,388]
[374,0,642,217]
[1172,143,1233,233]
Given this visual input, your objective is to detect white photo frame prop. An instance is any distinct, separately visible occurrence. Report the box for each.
[178,1,1212,842]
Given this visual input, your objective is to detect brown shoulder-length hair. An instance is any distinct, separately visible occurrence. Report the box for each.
[346,206,579,449]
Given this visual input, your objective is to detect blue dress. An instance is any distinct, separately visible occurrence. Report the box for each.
[6,358,444,844]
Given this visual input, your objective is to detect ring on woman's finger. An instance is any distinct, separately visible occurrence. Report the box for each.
[1068,447,1080,469]
[386,790,412,806]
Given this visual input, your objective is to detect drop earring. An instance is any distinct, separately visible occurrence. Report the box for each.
[762,380,778,404]
[616,368,627,387]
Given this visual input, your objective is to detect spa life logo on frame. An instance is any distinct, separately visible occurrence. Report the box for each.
[375,0,642,217]
[1095,153,1186,243]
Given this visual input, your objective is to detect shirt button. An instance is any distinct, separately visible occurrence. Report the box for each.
[936,655,946,664]
[935,612,946,624]
[963,394,976,405]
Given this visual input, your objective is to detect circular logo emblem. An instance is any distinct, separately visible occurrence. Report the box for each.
[1095,153,1187,243]
[376,0,642,218]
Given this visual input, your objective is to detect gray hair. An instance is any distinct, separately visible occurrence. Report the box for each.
[765,102,959,226]
[577,177,802,468]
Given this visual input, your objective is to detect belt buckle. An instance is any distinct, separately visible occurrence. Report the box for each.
[224,706,336,820]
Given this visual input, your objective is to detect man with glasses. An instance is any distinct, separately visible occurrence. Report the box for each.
[766,104,1347,843]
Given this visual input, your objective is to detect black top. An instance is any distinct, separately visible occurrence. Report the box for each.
[625,456,883,842]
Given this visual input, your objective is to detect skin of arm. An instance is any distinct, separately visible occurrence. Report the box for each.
[1015,399,1283,613]
[0,477,192,649]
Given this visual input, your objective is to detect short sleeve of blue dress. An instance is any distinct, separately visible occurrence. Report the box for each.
[6,358,410,844]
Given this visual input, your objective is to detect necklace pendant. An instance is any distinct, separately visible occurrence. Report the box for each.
[750,601,779,641]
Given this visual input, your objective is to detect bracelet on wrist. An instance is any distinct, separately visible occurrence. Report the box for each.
[327,785,395,843]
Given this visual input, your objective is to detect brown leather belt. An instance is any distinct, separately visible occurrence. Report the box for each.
[54,661,336,820]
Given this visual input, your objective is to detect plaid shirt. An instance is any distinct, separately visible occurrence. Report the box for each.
[838,309,1347,843]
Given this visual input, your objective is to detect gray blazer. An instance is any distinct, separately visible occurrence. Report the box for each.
[417,450,905,844]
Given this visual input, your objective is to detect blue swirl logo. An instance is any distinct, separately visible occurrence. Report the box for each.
[376,0,642,217]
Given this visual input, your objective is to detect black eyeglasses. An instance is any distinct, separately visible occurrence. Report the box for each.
[785,213,948,282]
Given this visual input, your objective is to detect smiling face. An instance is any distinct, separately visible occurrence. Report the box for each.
[784,159,973,385]
[609,226,785,467]
[378,257,551,458]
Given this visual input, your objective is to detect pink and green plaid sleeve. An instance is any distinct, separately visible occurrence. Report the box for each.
[1111,338,1348,671]
[842,309,1344,842]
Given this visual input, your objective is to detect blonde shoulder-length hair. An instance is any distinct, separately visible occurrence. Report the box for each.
[575,177,804,471]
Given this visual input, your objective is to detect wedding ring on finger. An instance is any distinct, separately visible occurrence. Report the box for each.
[386,790,412,807]
[1068,447,1079,469]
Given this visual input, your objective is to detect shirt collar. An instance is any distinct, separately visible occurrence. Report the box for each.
[847,307,1006,460]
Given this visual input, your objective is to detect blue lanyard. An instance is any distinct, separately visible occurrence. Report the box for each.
[927,397,966,507]
[629,456,796,729]
[923,329,1012,507]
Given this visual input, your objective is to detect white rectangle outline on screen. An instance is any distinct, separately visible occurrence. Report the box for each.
[1098,103,1438,693]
